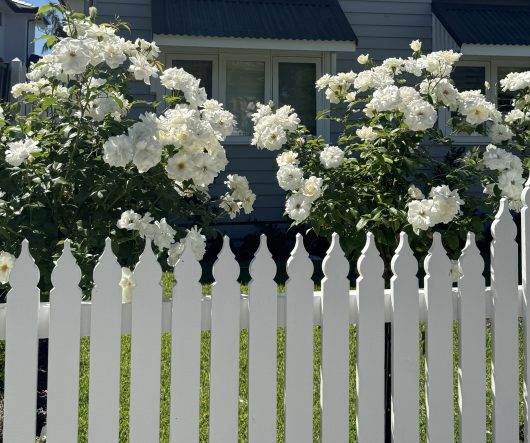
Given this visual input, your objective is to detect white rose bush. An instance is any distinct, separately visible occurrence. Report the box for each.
[0,5,255,293]
[252,43,528,267]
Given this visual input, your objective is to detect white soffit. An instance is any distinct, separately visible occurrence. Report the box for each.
[154,34,356,52]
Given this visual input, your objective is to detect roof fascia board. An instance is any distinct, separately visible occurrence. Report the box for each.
[462,44,530,57]
[154,34,356,52]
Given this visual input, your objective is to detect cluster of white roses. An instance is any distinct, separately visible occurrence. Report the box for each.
[407,185,464,234]
[251,103,301,151]
[0,251,15,284]
[5,139,41,167]
[220,174,256,219]
[117,210,206,266]
[501,71,530,128]
[482,144,525,210]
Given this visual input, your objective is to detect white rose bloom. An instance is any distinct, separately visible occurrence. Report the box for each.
[370,85,401,112]
[5,139,41,167]
[240,188,256,214]
[408,184,424,199]
[277,165,304,191]
[167,241,186,267]
[509,198,524,212]
[301,176,323,201]
[483,183,496,196]
[117,210,143,231]
[407,199,434,234]
[505,109,526,124]
[152,218,176,250]
[356,126,378,142]
[434,79,459,109]
[0,251,16,284]
[285,193,312,222]
[500,71,530,92]
[498,169,525,199]
[403,57,423,76]
[54,38,91,75]
[128,55,158,85]
[131,139,162,173]
[103,38,127,69]
[449,260,462,282]
[119,267,135,303]
[320,145,345,169]
[404,99,437,131]
[187,226,207,260]
[482,144,513,171]
[345,91,357,103]
[166,151,195,182]
[488,123,514,144]
[276,150,299,167]
[220,194,241,219]
[103,134,135,167]
[357,54,370,65]
[397,86,421,112]
[0,105,4,124]
[410,40,422,53]
[429,185,464,224]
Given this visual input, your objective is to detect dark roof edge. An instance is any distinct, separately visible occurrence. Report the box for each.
[155,32,356,43]
[5,0,38,13]
[432,3,463,47]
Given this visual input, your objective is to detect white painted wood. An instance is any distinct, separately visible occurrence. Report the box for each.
[129,240,163,443]
[491,198,520,442]
[390,232,419,443]
[88,238,123,443]
[209,236,241,443]
[458,232,486,443]
[320,233,350,442]
[3,240,40,443]
[424,232,453,443]
[248,235,278,443]
[285,233,314,443]
[170,237,203,443]
[46,240,83,443]
[523,177,530,443]
[355,232,385,443]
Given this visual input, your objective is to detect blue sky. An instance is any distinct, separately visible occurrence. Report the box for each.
[31,0,55,55]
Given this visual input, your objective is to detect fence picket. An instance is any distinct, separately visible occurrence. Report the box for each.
[129,240,163,443]
[46,241,83,443]
[523,178,530,443]
[248,235,277,442]
[320,233,350,442]
[3,240,40,443]
[209,236,241,443]
[285,233,314,443]
[355,232,385,442]
[390,232,419,443]
[491,198,519,442]
[170,237,203,443]
[424,233,453,442]
[88,238,123,443]
[458,232,486,442]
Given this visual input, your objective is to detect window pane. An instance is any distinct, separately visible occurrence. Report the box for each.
[225,60,265,136]
[279,62,317,134]
[497,66,530,113]
[451,66,486,93]
[172,59,213,98]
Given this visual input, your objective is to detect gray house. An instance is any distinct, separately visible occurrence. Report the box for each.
[79,0,530,231]
[0,0,38,100]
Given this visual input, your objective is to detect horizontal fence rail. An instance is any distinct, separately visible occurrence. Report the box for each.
[0,286,524,339]
[1,193,530,442]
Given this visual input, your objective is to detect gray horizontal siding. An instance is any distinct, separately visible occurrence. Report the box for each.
[95,0,152,40]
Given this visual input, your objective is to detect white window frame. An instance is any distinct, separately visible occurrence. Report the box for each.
[273,56,324,137]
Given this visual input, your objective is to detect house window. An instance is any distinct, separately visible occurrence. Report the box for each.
[451,66,486,94]
[172,59,214,98]
[166,52,324,141]
[224,60,266,136]
[276,61,317,135]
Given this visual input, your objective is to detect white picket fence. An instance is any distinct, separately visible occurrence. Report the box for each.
[1,191,530,442]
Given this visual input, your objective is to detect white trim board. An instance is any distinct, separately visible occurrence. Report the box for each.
[461,44,530,57]
[154,34,356,52]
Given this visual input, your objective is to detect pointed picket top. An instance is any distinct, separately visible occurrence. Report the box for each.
[391,232,418,277]
[51,240,81,289]
[357,232,383,278]
[213,236,239,283]
[492,198,517,241]
[9,239,40,288]
[323,233,349,279]
[424,232,451,277]
[174,236,202,284]
[458,232,484,277]
[249,234,276,282]
[93,237,121,285]
[134,239,163,283]
[286,233,313,280]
